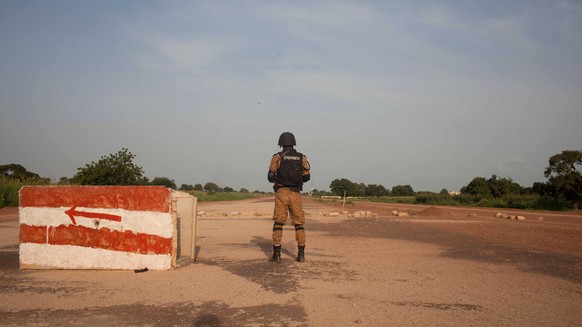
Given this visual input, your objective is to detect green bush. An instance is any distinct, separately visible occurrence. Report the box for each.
[504,194,539,209]
[0,177,51,208]
[365,196,416,204]
[415,193,459,205]
[0,183,20,207]
[531,197,573,211]
[415,193,484,206]
[475,198,507,208]
[188,191,264,202]
[414,193,547,210]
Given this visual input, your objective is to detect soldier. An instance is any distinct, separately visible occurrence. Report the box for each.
[267,132,311,263]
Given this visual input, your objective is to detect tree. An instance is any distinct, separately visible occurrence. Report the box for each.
[73,148,149,185]
[544,149,582,210]
[364,184,388,197]
[223,186,235,192]
[355,183,366,197]
[440,188,449,195]
[461,175,524,198]
[194,184,204,191]
[239,188,249,193]
[460,177,490,196]
[532,182,551,196]
[204,182,220,193]
[58,177,73,185]
[151,177,177,189]
[0,164,41,181]
[487,175,524,197]
[179,184,194,191]
[311,189,332,197]
[392,184,414,196]
[329,178,357,197]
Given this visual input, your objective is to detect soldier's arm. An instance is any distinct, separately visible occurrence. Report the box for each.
[302,155,311,182]
[267,154,280,183]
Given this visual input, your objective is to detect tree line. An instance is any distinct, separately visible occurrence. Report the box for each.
[0,148,261,207]
[325,149,582,210]
[326,175,530,198]
[324,178,415,197]
[52,148,258,193]
[2,148,581,210]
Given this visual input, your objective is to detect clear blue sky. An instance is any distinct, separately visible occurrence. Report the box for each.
[1,1,581,192]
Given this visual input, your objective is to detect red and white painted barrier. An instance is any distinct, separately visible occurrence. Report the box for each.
[19,186,175,270]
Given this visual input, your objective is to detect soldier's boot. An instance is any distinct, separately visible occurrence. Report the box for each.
[270,245,281,263]
[296,245,305,262]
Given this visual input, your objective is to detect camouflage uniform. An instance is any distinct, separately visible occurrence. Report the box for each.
[267,133,310,262]
[269,153,311,247]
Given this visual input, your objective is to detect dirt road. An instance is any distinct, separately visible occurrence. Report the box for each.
[1,199,581,326]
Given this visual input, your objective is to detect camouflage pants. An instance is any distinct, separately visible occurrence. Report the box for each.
[272,187,305,246]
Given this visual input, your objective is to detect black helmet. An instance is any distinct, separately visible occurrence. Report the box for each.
[278,132,296,146]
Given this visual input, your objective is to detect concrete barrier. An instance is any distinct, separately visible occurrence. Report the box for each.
[19,186,197,270]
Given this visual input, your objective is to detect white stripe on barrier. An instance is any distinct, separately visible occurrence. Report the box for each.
[19,207,173,238]
[20,243,172,270]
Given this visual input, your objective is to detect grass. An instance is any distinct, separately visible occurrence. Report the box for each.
[0,177,51,208]
[312,193,574,211]
[363,196,417,204]
[187,191,269,202]
[0,177,270,207]
[2,178,573,211]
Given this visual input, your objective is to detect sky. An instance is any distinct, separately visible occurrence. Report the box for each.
[1,1,581,193]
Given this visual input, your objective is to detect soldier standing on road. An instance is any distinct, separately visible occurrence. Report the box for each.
[267,132,311,263]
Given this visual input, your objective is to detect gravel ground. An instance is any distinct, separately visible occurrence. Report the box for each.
[1,198,581,326]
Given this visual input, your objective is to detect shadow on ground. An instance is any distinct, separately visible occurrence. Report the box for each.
[198,236,357,294]
[0,301,308,327]
[0,248,19,270]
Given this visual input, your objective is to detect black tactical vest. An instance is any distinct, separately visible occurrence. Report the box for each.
[277,149,304,188]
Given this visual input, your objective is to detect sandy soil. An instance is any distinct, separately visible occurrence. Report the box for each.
[1,199,581,326]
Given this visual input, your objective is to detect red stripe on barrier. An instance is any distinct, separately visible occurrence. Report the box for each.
[19,186,170,212]
[20,224,172,255]
[20,224,47,244]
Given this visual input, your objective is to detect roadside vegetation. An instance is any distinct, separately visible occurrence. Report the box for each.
[188,191,267,202]
[0,175,50,208]
[316,149,581,211]
[0,149,270,207]
[2,148,581,211]
[1,164,53,207]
